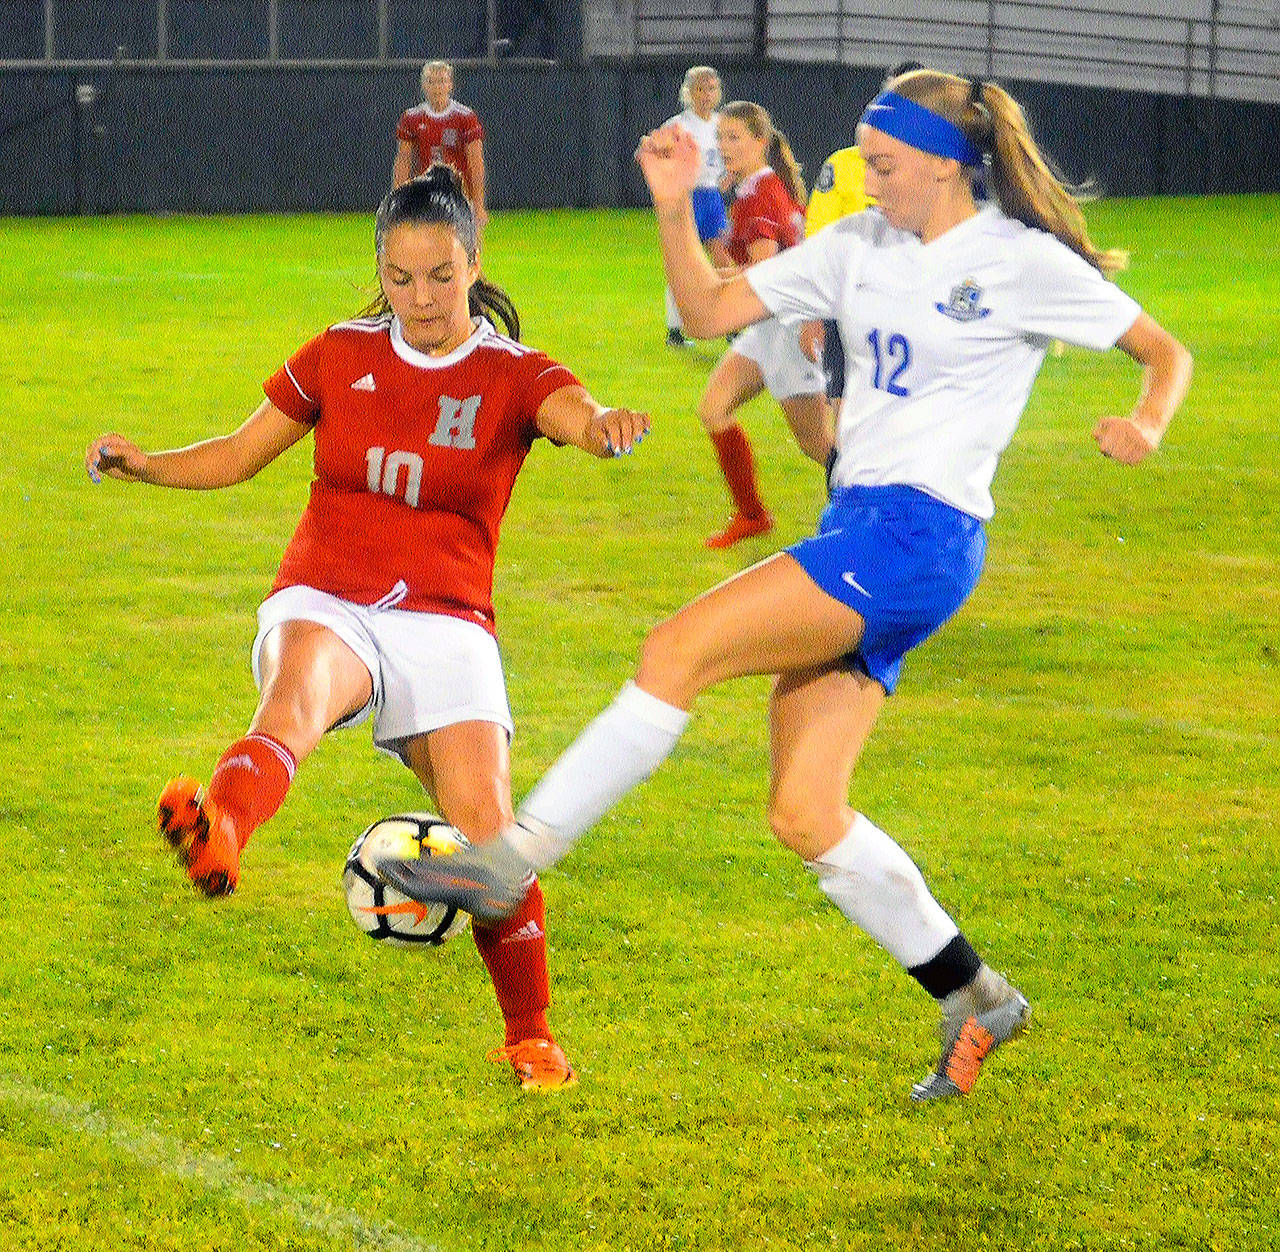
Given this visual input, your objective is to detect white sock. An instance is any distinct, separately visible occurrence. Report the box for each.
[807,813,960,968]
[664,286,682,333]
[509,681,691,870]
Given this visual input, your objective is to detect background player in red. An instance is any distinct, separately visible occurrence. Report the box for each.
[84,166,649,1092]
[698,101,829,549]
[393,61,487,230]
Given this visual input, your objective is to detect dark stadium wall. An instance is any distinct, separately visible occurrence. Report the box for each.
[1,61,1276,217]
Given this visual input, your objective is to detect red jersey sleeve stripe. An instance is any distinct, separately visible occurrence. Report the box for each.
[284,361,315,403]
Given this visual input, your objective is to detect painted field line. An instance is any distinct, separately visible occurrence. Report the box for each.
[0,1076,443,1252]
[983,693,1278,748]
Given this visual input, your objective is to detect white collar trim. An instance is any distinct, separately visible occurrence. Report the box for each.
[390,316,492,369]
[736,167,771,197]
[421,100,463,120]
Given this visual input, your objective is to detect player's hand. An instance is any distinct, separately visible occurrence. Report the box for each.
[86,433,149,483]
[635,124,701,206]
[1093,415,1159,466]
[593,407,651,458]
[799,321,826,364]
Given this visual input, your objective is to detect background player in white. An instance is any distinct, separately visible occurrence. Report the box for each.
[662,66,727,347]
[381,71,1193,1102]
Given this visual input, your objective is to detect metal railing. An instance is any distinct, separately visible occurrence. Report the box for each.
[6,0,517,67]
[585,0,1280,104]
[764,1,1280,103]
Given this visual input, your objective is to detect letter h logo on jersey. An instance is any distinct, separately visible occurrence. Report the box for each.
[429,394,481,449]
[936,278,992,322]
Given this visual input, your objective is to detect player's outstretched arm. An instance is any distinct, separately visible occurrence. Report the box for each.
[85,400,310,488]
[535,386,650,459]
[1093,312,1192,466]
[636,124,768,340]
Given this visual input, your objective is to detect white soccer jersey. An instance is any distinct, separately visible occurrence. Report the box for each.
[746,204,1141,519]
[667,109,724,189]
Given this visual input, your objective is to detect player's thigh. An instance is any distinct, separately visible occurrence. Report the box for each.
[767,663,885,860]
[698,350,765,431]
[636,552,866,706]
[403,720,514,843]
[252,620,374,753]
[779,392,833,464]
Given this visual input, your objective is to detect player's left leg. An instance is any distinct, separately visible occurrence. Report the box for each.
[379,553,866,914]
[766,663,1028,1100]
[778,392,834,467]
[664,286,687,346]
[403,723,576,1092]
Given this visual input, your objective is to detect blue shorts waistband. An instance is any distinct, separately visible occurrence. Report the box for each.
[828,483,979,524]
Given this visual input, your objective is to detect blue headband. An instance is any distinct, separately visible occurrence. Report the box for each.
[860,91,983,167]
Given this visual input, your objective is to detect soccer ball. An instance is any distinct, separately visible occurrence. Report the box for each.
[342,813,471,947]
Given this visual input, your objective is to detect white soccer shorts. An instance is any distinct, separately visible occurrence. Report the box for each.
[252,585,513,762]
[730,315,826,401]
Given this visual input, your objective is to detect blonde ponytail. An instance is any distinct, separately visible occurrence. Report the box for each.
[891,70,1126,276]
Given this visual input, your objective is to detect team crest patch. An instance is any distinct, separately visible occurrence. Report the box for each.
[936,279,992,322]
[816,161,835,193]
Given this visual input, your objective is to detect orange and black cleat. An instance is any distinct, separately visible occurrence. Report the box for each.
[487,1038,578,1092]
[157,775,240,897]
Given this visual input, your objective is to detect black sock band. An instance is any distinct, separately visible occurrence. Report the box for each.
[908,933,983,1000]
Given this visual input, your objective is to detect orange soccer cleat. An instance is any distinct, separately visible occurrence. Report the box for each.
[487,1038,577,1092]
[704,510,774,550]
[157,775,240,896]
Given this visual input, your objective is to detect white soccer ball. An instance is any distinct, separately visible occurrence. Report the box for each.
[342,812,471,947]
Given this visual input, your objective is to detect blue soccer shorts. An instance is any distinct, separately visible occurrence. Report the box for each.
[692,187,728,243]
[787,484,985,693]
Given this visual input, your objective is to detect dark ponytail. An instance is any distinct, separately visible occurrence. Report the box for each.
[361,164,521,339]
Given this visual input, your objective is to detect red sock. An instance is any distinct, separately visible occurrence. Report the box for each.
[472,877,552,1046]
[709,424,767,519]
[205,732,297,848]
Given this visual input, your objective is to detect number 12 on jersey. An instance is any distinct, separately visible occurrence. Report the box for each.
[866,329,912,397]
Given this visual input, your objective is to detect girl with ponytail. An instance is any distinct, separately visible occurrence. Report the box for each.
[85,161,649,1094]
[691,99,828,549]
[384,81,1193,1105]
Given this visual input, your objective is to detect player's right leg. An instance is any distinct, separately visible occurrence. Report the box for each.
[161,614,373,895]
[697,351,773,548]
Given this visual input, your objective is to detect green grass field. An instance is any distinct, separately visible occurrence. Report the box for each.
[1,198,1277,1251]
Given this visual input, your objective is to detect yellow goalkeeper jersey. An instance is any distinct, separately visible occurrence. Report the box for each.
[804,146,873,236]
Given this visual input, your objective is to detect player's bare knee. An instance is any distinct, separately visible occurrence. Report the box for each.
[441,788,511,843]
[767,794,843,862]
[636,616,707,702]
[255,675,329,746]
[697,393,730,433]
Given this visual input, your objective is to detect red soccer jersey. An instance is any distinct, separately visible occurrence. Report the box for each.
[396,101,484,197]
[724,167,805,267]
[262,315,578,634]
